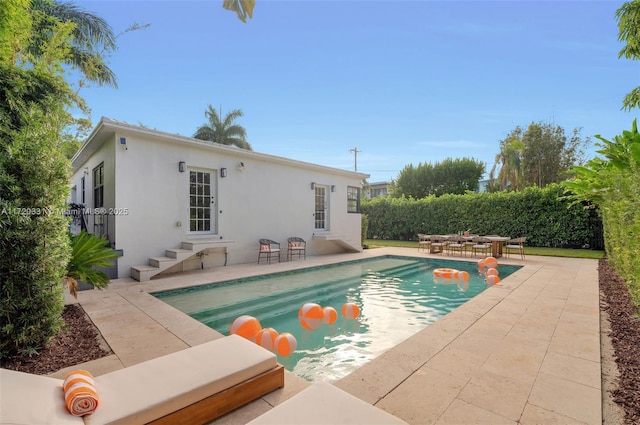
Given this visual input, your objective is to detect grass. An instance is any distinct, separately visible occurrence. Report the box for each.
[364,239,605,259]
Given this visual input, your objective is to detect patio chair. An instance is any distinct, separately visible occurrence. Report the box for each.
[417,234,431,252]
[430,235,445,254]
[258,239,281,264]
[287,237,306,260]
[446,235,466,257]
[505,237,526,260]
[472,236,491,257]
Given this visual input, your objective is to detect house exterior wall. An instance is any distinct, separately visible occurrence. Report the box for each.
[71,119,368,278]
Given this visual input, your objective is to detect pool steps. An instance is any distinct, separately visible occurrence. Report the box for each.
[188,262,459,333]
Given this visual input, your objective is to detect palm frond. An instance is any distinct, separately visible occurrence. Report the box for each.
[66,231,118,292]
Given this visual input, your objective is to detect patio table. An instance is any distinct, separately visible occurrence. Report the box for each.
[483,236,510,258]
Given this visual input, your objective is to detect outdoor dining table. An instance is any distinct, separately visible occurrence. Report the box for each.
[483,236,511,258]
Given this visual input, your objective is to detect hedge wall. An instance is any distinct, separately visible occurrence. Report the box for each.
[362,184,603,249]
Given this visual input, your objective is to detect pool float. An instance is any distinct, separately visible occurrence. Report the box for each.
[432,268,459,279]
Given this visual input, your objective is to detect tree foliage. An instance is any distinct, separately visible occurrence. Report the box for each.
[391,157,485,198]
[617,0,640,110]
[194,104,252,150]
[0,64,74,358]
[0,1,118,358]
[489,122,589,191]
[222,0,255,23]
[27,0,118,88]
[65,231,119,298]
[566,120,640,305]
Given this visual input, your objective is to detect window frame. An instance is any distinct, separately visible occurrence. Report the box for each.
[93,163,104,208]
[347,186,360,213]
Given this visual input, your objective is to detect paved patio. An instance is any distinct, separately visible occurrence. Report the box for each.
[55,247,601,425]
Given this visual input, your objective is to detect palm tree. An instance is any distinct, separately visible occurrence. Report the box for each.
[222,0,255,23]
[29,0,117,87]
[194,105,252,150]
[489,129,525,191]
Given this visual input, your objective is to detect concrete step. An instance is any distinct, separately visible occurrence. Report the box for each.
[149,256,177,268]
[166,248,192,259]
[131,264,159,282]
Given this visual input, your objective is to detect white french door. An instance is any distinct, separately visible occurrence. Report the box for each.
[314,185,329,230]
[189,169,217,234]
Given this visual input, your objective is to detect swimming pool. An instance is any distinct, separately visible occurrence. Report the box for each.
[154,255,520,382]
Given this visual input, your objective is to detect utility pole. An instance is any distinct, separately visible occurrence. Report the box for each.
[349,147,360,172]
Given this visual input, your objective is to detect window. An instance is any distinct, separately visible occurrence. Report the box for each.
[347,186,360,213]
[81,176,85,204]
[93,163,104,208]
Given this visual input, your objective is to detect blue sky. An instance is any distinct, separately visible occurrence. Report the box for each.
[77,0,638,183]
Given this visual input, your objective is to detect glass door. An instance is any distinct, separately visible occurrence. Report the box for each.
[314,185,328,230]
[189,170,217,234]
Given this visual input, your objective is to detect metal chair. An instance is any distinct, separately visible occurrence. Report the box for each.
[505,237,526,260]
[417,234,431,252]
[472,236,491,257]
[258,239,281,264]
[287,237,306,260]
[430,235,445,254]
[446,235,466,257]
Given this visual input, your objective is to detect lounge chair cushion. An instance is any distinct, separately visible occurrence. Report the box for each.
[246,381,408,425]
[0,368,84,425]
[85,334,277,425]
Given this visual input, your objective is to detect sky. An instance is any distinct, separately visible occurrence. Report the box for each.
[76,0,638,183]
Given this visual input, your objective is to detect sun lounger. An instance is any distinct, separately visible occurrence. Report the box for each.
[1,335,284,425]
[246,381,408,425]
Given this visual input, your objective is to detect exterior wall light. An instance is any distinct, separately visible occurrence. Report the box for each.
[311,182,316,190]
[331,185,336,192]
[178,161,186,172]
[220,168,227,178]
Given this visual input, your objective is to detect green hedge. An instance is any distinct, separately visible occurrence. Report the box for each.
[362,184,603,249]
[0,66,72,359]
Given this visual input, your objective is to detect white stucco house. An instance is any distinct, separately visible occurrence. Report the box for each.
[70,117,369,282]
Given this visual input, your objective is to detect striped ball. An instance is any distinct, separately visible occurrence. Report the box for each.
[486,267,499,276]
[486,274,501,285]
[274,332,297,356]
[323,306,338,325]
[341,302,360,320]
[484,257,498,269]
[229,315,262,340]
[255,327,279,351]
[298,303,324,330]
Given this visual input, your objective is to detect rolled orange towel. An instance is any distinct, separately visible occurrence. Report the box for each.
[63,370,99,416]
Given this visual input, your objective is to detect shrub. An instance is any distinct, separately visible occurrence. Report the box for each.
[0,66,72,359]
[362,184,602,250]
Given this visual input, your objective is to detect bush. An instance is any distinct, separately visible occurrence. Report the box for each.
[362,184,603,249]
[0,66,72,359]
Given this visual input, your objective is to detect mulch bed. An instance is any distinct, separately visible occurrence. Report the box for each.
[2,304,112,375]
[599,258,640,425]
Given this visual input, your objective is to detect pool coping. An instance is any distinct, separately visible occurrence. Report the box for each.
[58,247,602,425]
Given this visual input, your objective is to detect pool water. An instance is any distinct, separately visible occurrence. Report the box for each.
[154,256,520,382]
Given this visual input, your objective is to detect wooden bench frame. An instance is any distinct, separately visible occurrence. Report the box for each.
[150,365,284,425]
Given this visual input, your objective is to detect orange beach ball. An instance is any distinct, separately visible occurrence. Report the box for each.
[323,306,338,325]
[274,332,297,356]
[486,267,499,277]
[298,303,324,330]
[483,256,498,269]
[486,274,501,285]
[342,302,360,320]
[229,315,262,340]
[255,327,279,351]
